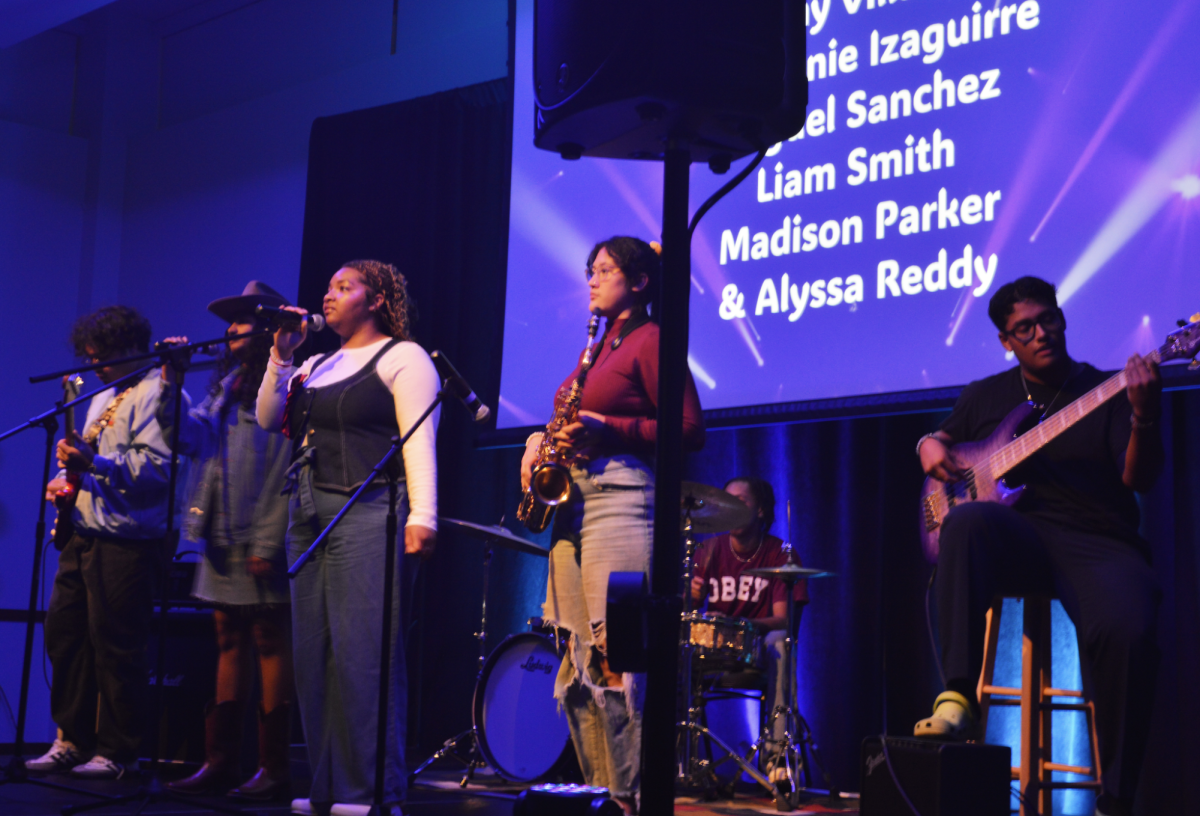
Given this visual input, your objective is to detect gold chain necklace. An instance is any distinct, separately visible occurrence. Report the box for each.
[1021,362,1080,421]
[729,530,763,563]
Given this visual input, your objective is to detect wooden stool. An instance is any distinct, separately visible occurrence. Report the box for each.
[976,597,1102,815]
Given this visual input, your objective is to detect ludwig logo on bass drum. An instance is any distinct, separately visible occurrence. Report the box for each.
[519,655,554,675]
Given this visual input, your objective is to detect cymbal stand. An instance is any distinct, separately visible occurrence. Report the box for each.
[408,542,494,787]
[675,504,784,804]
[752,542,839,810]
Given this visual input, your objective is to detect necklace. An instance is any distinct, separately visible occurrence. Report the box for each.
[729,530,763,563]
[1020,362,1080,420]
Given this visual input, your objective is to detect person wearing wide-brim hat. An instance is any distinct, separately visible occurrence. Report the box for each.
[158,281,296,801]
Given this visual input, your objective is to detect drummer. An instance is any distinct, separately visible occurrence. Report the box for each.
[689,477,808,778]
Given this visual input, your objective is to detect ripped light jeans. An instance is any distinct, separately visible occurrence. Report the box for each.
[543,455,654,800]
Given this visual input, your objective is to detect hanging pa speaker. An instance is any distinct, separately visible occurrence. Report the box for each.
[533,0,807,164]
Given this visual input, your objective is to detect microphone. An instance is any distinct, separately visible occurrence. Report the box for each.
[430,350,491,423]
[255,304,326,331]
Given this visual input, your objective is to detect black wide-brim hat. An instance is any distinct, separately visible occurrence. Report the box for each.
[207,281,290,323]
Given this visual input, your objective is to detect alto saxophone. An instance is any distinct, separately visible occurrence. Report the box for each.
[517,313,602,533]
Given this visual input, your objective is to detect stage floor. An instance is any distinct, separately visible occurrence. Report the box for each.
[0,761,858,816]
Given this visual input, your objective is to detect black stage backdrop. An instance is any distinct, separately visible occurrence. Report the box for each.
[297,79,1199,813]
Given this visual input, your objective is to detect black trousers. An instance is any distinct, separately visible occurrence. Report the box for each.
[45,533,165,763]
[936,502,1160,804]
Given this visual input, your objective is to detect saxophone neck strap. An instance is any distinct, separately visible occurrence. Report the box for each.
[607,308,652,351]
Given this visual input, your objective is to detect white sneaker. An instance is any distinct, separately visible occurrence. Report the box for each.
[25,739,84,773]
[329,804,406,816]
[330,806,372,816]
[70,755,135,780]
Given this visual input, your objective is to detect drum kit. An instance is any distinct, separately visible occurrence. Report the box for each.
[676,482,836,809]
[407,518,573,787]
[408,483,835,810]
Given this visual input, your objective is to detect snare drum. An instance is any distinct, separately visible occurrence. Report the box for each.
[681,612,760,670]
[473,633,573,782]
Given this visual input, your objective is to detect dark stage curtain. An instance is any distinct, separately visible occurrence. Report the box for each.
[297,80,1198,812]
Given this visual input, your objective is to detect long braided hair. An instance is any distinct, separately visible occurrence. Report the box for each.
[341,259,414,341]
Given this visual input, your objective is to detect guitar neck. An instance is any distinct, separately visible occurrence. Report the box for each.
[986,349,1161,477]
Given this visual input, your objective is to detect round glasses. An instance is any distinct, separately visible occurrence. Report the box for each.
[585,264,621,282]
[1004,309,1064,344]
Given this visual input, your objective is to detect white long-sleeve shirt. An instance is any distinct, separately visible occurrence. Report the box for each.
[257,338,439,531]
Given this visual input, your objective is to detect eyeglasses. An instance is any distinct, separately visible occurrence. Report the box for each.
[585,264,622,282]
[1004,309,1064,344]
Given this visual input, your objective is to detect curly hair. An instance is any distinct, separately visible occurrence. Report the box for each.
[70,305,152,360]
[987,276,1059,331]
[586,236,662,312]
[340,260,414,341]
[724,476,776,534]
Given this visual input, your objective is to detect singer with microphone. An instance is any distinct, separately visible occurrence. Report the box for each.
[521,237,705,815]
[155,281,295,800]
[256,261,439,816]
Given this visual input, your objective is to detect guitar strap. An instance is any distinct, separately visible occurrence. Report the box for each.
[82,381,141,450]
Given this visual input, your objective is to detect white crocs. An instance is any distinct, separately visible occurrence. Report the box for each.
[913,690,978,740]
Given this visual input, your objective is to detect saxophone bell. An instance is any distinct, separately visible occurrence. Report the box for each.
[531,462,573,506]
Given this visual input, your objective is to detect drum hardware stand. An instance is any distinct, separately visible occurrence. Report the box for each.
[407,535,496,787]
[674,500,787,805]
[745,543,842,811]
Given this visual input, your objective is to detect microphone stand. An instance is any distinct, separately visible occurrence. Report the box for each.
[287,381,449,816]
[17,336,261,816]
[28,328,275,384]
[0,366,160,802]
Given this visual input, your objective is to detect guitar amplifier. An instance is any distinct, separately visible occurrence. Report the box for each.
[860,736,1010,816]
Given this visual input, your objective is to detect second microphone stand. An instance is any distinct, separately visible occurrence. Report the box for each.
[289,353,478,815]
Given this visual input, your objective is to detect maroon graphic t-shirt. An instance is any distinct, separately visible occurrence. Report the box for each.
[693,534,809,621]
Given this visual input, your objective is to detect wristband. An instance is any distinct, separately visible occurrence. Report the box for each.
[1131,413,1159,429]
[270,348,294,367]
[915,432,938,457]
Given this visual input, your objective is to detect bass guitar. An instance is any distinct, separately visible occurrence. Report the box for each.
[52,374,84,550]
[919,316,1200,563]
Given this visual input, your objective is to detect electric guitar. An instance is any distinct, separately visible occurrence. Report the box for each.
[919,316,1200,563]
[52,374,84,550]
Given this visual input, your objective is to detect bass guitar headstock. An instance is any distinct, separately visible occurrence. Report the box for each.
[1163,313,1200,369]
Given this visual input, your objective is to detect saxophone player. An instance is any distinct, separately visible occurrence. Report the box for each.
[520,237,705,815]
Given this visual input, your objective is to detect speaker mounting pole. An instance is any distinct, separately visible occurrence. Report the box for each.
[643,141,691,816]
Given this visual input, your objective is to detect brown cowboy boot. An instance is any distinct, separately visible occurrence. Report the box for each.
[227,702,291,800]
[168,700,243,794]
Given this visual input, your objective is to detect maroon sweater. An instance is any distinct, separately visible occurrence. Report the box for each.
[554,315,705,459]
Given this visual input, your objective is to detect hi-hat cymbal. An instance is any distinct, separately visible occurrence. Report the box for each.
[680,481,754,534]
[743,563,835,582]
[439,517,550,558]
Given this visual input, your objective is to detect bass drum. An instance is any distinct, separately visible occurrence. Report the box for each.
[473,632,572,782]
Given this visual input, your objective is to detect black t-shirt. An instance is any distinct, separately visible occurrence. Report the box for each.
[939,363,1141,545]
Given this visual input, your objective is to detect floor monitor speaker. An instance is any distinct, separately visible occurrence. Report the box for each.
[860,736,1011,816]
